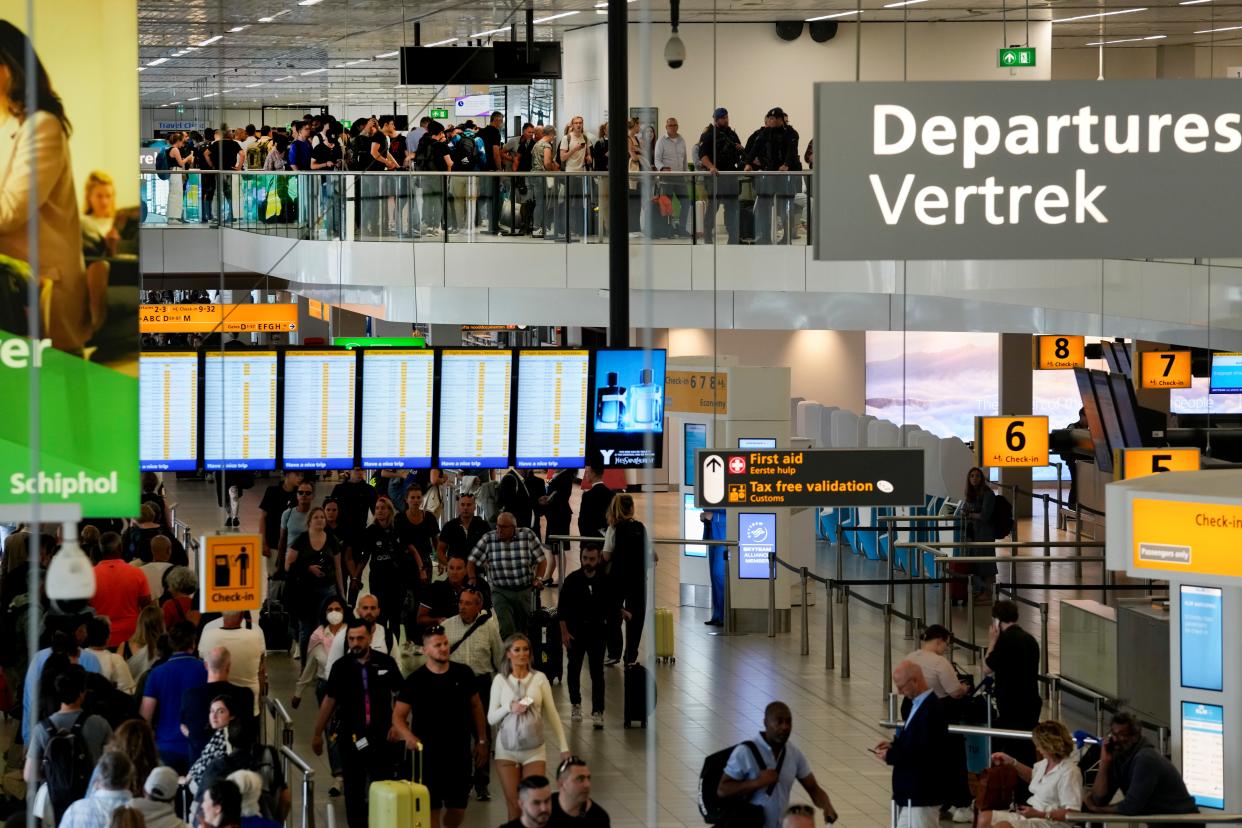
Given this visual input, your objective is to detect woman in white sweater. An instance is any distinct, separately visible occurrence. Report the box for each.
[489,633,570,820]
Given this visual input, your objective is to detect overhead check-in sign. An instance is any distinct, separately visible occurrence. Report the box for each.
[1033,335,1085,370]
[1138,350,1193,389]
[1115,447,1200,481]
[975,416,1049,467]
[140,304,299,333]
[814,80,1242,259]
[695,448,923,508]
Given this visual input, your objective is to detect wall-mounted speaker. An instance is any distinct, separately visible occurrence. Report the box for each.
[775,21,804,40]
[809,21,839,42]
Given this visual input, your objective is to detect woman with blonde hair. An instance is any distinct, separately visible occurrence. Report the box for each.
[980,720,1083,828]
[125,603,166,682]
[603,493,654,666]
[106,719,160,796]
[488,633,569,820]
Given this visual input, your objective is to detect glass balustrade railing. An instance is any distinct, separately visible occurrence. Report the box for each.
[139,169,814,246]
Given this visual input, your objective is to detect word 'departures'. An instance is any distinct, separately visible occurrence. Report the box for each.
[869,104,1242,227]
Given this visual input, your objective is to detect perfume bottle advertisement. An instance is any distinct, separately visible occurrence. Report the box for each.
[587,349,667,467]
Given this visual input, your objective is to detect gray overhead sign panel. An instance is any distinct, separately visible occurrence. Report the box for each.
[814,79,1242,260]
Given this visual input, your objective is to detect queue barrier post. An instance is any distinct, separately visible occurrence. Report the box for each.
[723,549,735,635]
[1074,503,1084,579]
[840,585,851,679]
[767,553,777,638]
[967,581,977,665]
[1041,492,1052,581]
[824,581,835,671]
[835,531,845,603]
[799,567,810,656]
[1040,603,1051,701]
[882,602,893,702]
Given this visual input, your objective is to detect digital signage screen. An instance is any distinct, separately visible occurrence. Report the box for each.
[1209,352,1242,394]
[360,350,434,469]
[514,350,589,469]
[139,352,198,471]
[739,437,777,450]
[684,423,707,488]
[203,352,277,471]
[588,349,666,468]
[738,512,775,579]
[683,493,707,557]
[281,350,357,470]
[1180,585,1223,692]
[1182,702,1225,810]
[438,350,513,468]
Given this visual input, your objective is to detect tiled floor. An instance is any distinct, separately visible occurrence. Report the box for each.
[162,475,1120,828]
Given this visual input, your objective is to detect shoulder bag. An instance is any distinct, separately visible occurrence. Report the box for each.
[498,675,544,752]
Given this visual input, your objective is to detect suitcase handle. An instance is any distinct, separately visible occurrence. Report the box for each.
[410,742,423,784]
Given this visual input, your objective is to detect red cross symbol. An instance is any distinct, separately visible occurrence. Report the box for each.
[728,455,747,474]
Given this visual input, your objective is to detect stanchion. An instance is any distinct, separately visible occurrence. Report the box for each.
[1056,463,1064,521]
[840,585,852,678]
[1094,696,1105,738]
[835,532,845,603]
[767,553,777,638]
[914,548,926,632]
[882,603,893,702]
[824,582,835,670]
[943,563,955,663]
[799,568,810,656]
[967,583,977,665]
[886,537,896,604]
[904,554,915,640]
[723,550,735,635]
[1041,493,1051,582]
[1102,569,1114,607]
[1074,503,1084,580]
[1040,603,1050,699]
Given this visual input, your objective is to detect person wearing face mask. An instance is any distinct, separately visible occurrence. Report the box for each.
[292,596,350,796]
[312,619,402,828]
[325,593,389,673]
[556,547,617,730]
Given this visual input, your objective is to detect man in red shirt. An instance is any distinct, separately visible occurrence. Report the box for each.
[90,532,152,647]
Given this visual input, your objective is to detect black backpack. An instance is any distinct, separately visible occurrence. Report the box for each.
[452,134,482,171]
[155,147,171,181]
[991,493,1014,538]
[41,714,93,824]
[698,741,773,825]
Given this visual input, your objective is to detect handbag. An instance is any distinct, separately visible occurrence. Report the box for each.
[498,676,544,752]
[974,763,1018,812]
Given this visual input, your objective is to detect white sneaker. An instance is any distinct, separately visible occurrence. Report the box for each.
[950,807,974,823]
[290,641,300,660]
[571,704,583,721]
[592,712,604,730]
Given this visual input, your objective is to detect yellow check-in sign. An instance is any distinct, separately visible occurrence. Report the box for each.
[1138,350,1192,389]
[1131,498,1242,579]
[199,534,263,612]
[975,416,1049,467]
[1114,448,1200,481]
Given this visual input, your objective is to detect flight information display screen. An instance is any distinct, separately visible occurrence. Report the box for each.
[515,350,589,468]
[360,350,434,469]
[281,350,357,470]
[139,352,198,471]
[204,352,277,470]
[438,350,513,467]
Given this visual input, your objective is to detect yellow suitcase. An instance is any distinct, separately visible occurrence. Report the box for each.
[368,746,430,828]
[654,607,675,663]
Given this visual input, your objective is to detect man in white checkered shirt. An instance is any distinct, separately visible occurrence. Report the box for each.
[466,511,551,639]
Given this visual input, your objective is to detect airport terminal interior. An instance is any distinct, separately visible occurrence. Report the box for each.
[5,0,1242,827]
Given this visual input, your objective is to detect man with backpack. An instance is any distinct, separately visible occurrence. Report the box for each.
[25,667,114,824]
[982,601,1042,768]
[709,701,838,828]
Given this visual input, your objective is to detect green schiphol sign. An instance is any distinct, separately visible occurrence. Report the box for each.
[332,336,426,349]
[999,47,1036,68]
[430,107,450,120]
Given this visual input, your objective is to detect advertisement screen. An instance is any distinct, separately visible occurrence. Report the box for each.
[1180,585,1223,692]
[0,1,140,515]
[281,351,357,470]
[515,350,589,469]
[1172,377,1242,415]
[1209,353,1242,394]
[682,493,706,557]
[739,437,777,450]
[738,512,776,579]
[360,350,434,469]
[588,349,666,467]
[438,350,512,467]
[139,353,198,471]
[1181,702,1225,810]
[684,423,707,488]
[203,352,277,471]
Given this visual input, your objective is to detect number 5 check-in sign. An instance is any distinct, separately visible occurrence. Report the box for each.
[975,416,1049,467]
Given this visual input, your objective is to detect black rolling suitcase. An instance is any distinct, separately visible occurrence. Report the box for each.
[259,599,293,652]
[623,663,655,728]
[529,604,563,684]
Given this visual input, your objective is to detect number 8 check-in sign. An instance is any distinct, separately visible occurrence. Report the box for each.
[974,416,1050,467]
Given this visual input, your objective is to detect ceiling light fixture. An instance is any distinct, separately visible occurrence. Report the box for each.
[594,0,637,7]
[469,27,508,37]
[534,11,579,22]
[375,50,400,58]
[197,35,223,46]
[807,9,862,19]
[245,83,261,87]
[275,75,293,81]
[138,66,146,71]
[221,88,235,93]
[1052,7,1145,22]
[298,0,325,4]
[169,101,181,105]
[883,0,927,7]
[258,16,274,22]
[1194,23,1242,31]
[146,57,169,66]
[426,38,458,46]
[188,96,199,101]
[345,58,368,65]
[203,92,217,97]
[228,25,248,32]
[301,67,328,74]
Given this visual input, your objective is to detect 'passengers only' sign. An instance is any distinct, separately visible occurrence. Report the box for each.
[814,80,1242,260]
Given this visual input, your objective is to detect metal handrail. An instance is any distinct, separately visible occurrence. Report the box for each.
[279,746,316,828]
[1065,816,1241,824]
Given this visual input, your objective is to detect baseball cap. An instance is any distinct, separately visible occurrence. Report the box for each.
[712,107,728,119]
[145,767,180,802]
[766,107,787,119]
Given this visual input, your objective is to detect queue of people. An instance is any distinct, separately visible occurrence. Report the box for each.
[152,106,813,244]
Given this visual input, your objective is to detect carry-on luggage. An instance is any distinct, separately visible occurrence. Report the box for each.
[623,663,654,728]
[529,605,563,684]
[258,599,292,653]
[654,608,675,663]
[369,746,431,828]
[948,559,971,605]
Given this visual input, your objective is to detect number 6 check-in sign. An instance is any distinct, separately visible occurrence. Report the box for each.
[975,416,1050,467]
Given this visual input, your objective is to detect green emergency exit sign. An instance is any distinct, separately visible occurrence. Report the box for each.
[999,47,1036,68]
[430,107,450,119]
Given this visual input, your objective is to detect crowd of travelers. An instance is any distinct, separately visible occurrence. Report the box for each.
[153,106,812,244]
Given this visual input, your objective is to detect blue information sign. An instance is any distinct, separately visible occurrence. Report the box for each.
[1181,702,1225,810]
[738,512,775,579]
[1180,585,1223,692]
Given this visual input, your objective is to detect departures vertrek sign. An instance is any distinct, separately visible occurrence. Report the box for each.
[814,80,1242,260]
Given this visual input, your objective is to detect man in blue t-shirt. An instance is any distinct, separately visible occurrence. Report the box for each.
[140,621,207,773]
[717,701,838,828]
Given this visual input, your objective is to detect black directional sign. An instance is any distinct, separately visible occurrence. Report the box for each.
[695,448,924,508]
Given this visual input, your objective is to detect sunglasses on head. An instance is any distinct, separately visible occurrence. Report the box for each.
[557,755,586,776]
[425,624,445,637]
